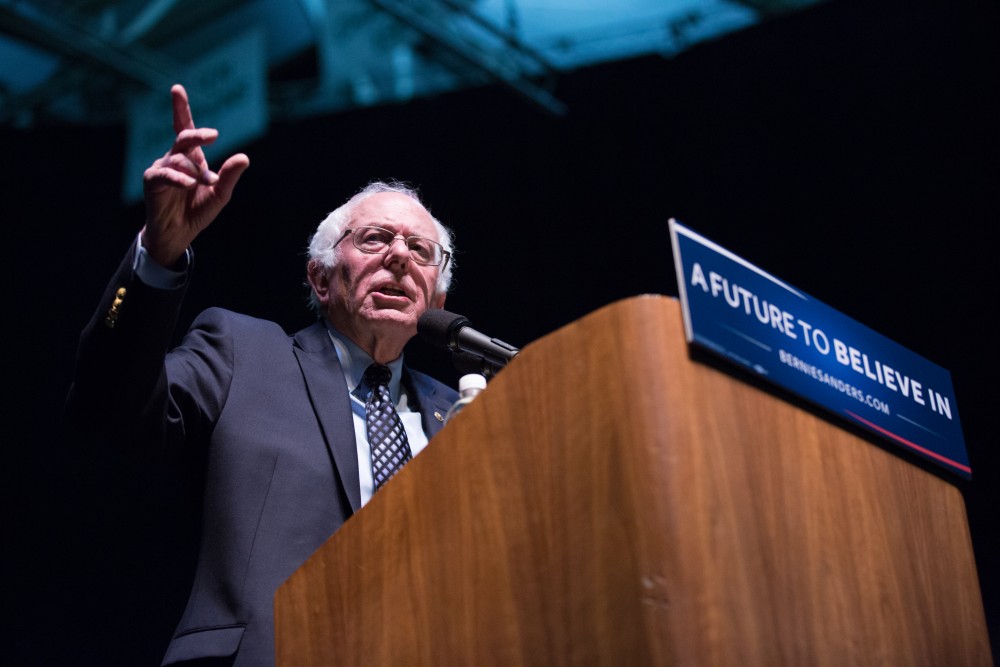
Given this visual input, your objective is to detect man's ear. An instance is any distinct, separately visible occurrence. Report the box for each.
[306,261,330,304]
[431,292,446,310]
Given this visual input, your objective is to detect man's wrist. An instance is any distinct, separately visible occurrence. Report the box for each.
[134,234,192,289]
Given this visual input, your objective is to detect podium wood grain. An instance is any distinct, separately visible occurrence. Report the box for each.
[275,295,991,666]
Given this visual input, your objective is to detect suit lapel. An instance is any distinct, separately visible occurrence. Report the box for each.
[292,323,362,512]
[405,368,454,439]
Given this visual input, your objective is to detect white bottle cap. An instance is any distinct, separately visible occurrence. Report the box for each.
[458,373,488,392]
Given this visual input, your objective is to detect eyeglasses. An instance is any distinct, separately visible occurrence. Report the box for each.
[335,225,450,268]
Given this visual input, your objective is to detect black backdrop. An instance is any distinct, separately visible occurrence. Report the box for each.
[5,0,997,663]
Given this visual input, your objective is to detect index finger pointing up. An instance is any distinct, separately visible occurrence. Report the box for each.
[171,83,195,134]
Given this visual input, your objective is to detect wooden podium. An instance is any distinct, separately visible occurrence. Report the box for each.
[274,295,992,666]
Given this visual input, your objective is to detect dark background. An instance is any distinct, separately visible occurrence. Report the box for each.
[4,0,997,663]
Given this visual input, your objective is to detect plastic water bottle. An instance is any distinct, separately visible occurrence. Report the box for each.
[444,373,488,424]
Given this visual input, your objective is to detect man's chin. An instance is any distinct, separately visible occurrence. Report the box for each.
[365,306,417,330]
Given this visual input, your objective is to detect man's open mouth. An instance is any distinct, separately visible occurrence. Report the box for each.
[374,285,408,298]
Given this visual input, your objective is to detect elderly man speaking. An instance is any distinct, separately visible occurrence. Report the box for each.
[66,84,459,667]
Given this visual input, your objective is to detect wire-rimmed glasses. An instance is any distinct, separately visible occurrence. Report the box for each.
[335,225,450,268]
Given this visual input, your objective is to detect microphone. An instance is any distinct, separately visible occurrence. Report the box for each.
[417,309,520,373]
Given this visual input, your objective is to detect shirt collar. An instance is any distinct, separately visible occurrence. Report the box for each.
[325,325,404,402]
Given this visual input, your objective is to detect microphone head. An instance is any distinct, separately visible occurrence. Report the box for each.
[417,309,470,350]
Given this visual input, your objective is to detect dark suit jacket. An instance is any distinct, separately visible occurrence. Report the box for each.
[67,245,457,666]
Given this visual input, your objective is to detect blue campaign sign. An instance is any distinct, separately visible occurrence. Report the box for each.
[669,219,971,479]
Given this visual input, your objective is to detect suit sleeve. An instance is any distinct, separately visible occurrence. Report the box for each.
[65,242,233,458]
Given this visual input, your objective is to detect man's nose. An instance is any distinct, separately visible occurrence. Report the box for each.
[383,236,410,266]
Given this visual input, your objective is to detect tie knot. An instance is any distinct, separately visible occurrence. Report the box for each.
[363,364,392,389]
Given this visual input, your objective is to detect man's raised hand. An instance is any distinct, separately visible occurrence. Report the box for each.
[141,84,250,267]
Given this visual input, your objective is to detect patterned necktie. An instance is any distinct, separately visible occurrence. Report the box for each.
[363,364,412,491]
